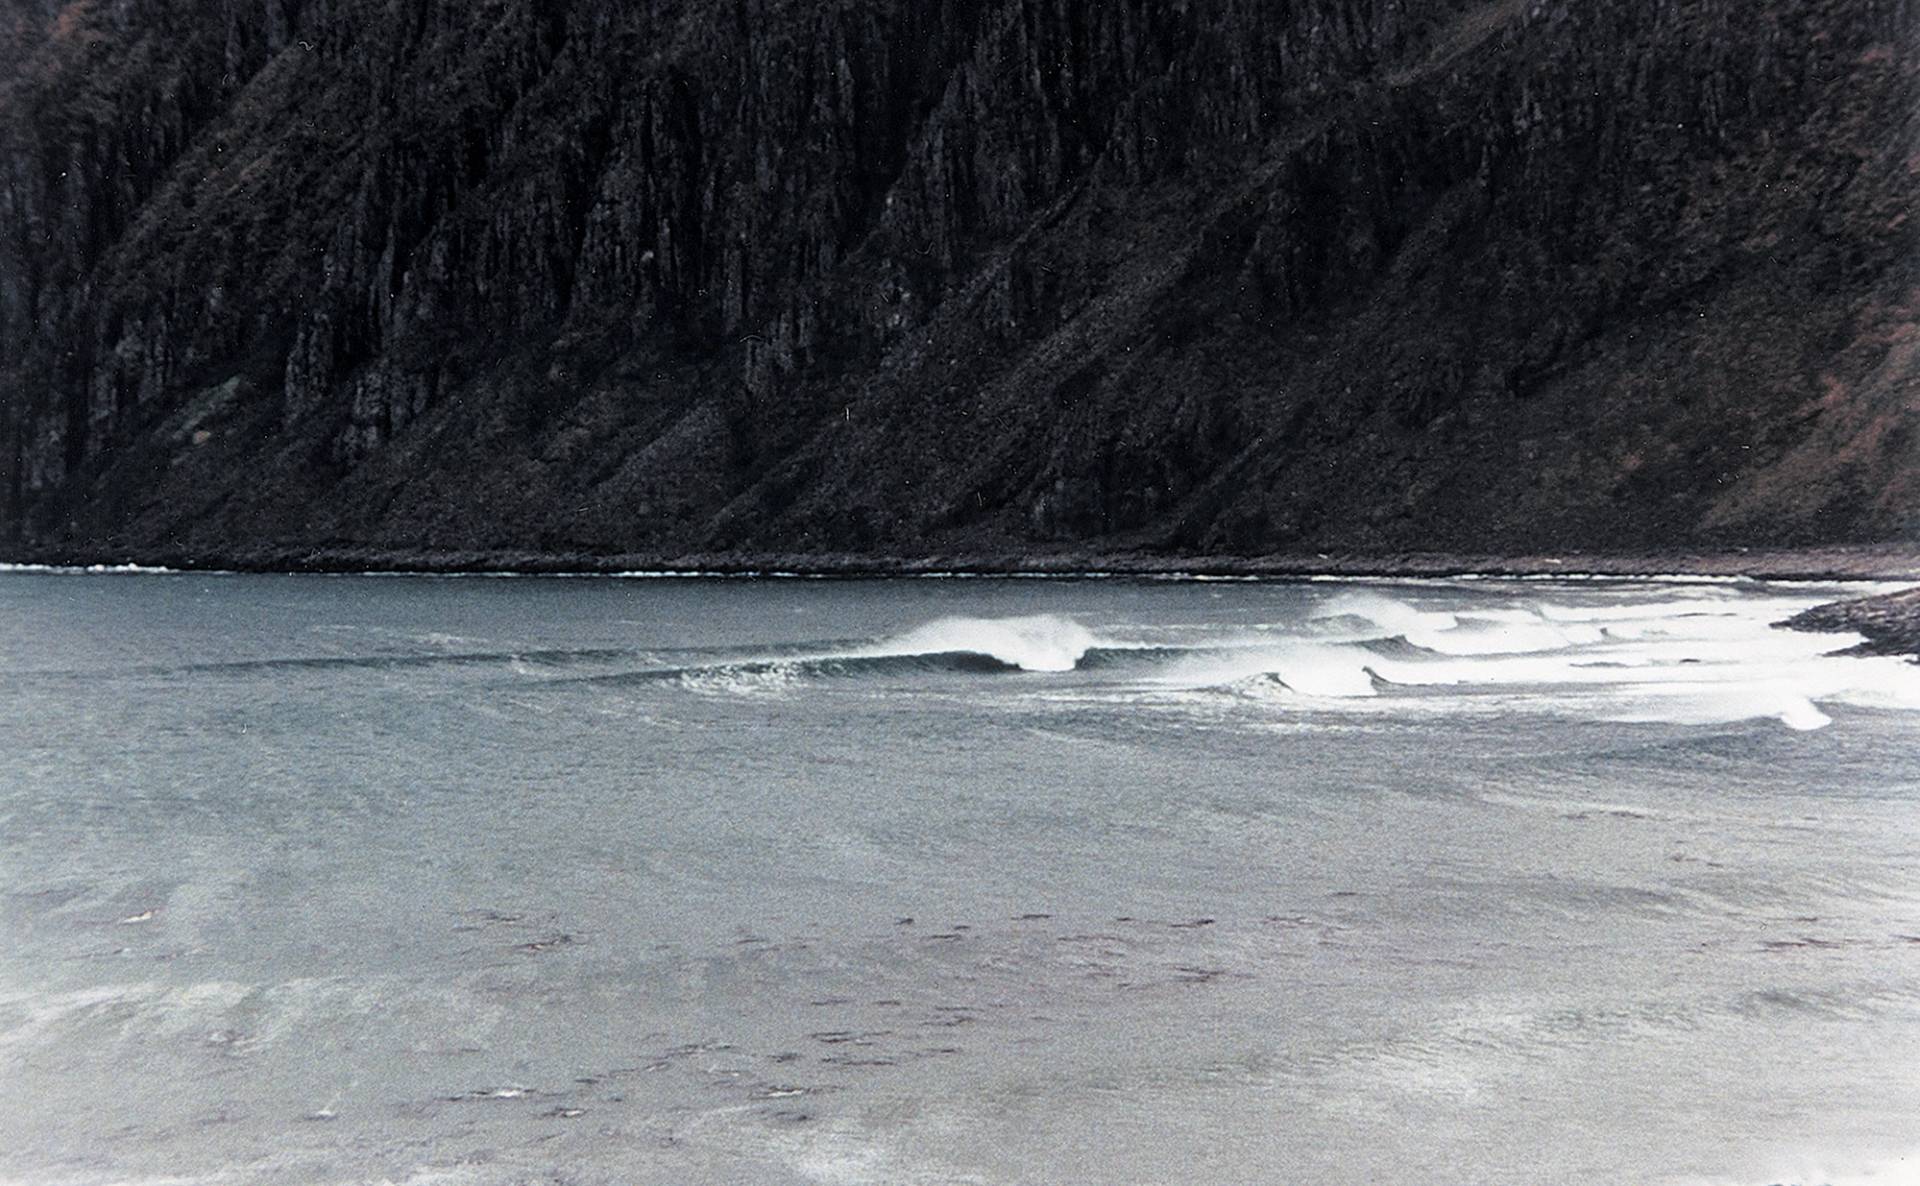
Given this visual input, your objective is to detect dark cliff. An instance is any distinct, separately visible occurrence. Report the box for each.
[2,0,1916,568]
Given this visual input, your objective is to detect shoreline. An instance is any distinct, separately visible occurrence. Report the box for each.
[7,543,1917,660]
[2,543,1918,582]
[10,540,1913,660]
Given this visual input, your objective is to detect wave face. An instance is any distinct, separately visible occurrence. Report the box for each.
[566,583,1920,732]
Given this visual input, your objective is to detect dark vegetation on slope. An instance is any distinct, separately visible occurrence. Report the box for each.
[1,0,1916,567]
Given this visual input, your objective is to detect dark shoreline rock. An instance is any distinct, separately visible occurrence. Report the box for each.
[1783,587,1920,659]
[4,543,1917,583]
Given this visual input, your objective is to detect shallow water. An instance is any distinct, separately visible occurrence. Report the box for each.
[2,571,1918,1186]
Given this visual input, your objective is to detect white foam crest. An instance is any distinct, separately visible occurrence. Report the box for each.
[1312,591,1460,637]
[1674,1146,1920,1186]
[1600,614,1800,642]
[1156,641,1380,698]
[679,662,802,696]
[0,985,133,1051]
[1389,643,1920,729]
[0,1168,479,1186]
[1824,654,1920,713]
[1308,592,1614,655]
[1219,587,1920,729]
[0,1166,247,1174]
[1366,652,1583,687]
[1596,629,1867,668]
[1602,680,1836,731]
[868,614,1103,672]
[1534,597,1749,622]
[0,562,180,574]
[1408,618,1605,655]
[0,979,267,1053]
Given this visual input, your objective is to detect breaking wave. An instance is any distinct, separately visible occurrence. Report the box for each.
[500,585,1920,731]
[576,615,1138,693]
[857,614,1105,672]
[0,562,181,575]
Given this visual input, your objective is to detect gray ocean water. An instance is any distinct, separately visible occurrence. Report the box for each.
[3,570,1919,1186]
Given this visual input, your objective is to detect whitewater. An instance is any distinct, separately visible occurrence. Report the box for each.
[2,571,1917,1186]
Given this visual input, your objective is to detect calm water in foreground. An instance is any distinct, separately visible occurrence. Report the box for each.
[3,570,1919,1186]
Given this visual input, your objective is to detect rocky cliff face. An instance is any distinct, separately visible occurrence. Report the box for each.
[2,0,1915,566]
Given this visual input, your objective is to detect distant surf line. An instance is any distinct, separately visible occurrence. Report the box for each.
[0,561,1902,591]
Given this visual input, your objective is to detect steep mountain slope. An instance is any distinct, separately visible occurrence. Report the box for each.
[2,0,1915,567]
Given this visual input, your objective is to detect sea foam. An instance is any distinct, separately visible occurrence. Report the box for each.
[865,614,1104,673]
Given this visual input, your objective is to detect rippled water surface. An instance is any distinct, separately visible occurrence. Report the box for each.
[3,571,1918,1186]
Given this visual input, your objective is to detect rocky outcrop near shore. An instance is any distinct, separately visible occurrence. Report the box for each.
[2,0,1916,567]
[1785,586,1920,658]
